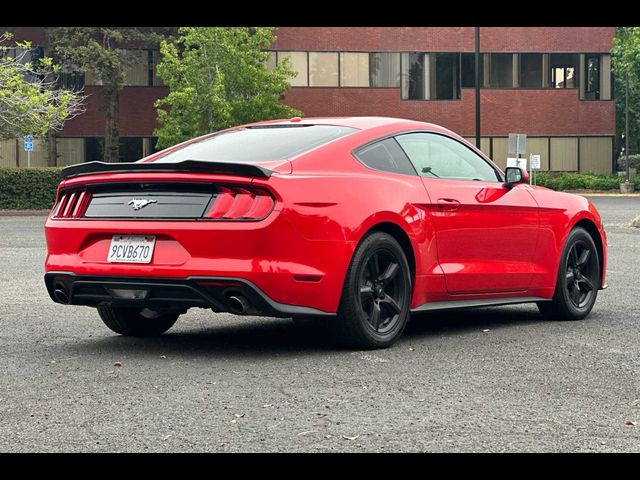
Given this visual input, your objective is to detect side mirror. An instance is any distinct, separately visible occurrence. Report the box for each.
[504,167,529,187]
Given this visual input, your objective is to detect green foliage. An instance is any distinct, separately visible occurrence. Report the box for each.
[535,172,640,191]
[0,167,62,209]
[612,27,640,156]
[0,32,84,141]
[617,153,640,170]
[154,27,301,148]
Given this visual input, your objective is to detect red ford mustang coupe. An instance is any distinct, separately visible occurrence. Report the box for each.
[44,117,607,349]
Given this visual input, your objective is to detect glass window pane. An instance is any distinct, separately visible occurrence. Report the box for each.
[396,132,499,182]
[340,52,369,87]
[550,53,577,89]
[520,53,543,88]
[402,53,427,100]
[123,50,148,86]
[369,53,401,87]
[461,53,481,89]
[354,138,416,175]
[486,53,513,88]
[277,51,308,87]
[434,53,460,99]
[152,125,357,163]
[309,52,339,87]
[586,55,600,95]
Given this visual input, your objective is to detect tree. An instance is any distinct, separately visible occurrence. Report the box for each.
[153,27,301,148]
[44,27,176,162]
[0,33,84,143]
[612,27,640,165]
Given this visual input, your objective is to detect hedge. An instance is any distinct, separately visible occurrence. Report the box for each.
[0,167,62,209]
[534,172,640,191]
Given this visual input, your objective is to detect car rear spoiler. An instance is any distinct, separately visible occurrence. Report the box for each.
[60,160,273,179]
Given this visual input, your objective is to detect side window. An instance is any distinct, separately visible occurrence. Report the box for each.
[353,138,417,176]
[395,133,500,182]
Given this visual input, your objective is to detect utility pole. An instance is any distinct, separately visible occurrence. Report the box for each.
[626,71,630,181]
[475,27,481,149]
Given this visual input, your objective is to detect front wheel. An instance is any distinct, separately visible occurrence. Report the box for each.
[334,232,412,349]
[537,227,600,321]
[97,306,180,336]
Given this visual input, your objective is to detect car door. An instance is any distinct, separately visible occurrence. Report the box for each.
[395,132,539,295]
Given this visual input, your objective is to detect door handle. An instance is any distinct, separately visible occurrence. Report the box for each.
[436,198,461,211]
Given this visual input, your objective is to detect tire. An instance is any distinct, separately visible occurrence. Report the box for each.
[97,306,179,336]
[537,227,600,321]
[333,231,412,349]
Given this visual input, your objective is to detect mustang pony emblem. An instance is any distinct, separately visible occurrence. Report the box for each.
[128,199,158,211]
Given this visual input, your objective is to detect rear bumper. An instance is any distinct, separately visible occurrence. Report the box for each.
[44,212,355,314]
[44,272,332,318]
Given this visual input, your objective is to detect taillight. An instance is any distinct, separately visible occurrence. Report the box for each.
[52,190,91,219]
[204,186,275,220]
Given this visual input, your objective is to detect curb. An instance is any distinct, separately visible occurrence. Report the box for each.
[0,209,50,217]
[576,193,640,198]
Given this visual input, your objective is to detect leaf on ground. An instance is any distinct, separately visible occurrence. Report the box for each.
[408,346,416,352]
[482,329,490,333]
[113,362,122,367]
[342,435,360,441]
[624,420,636,426]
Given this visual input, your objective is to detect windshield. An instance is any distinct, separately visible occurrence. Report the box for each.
[150,124,357,164]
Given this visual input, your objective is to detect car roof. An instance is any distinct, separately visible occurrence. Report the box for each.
[242,116,456,135]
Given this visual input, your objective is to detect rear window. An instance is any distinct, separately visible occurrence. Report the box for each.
[151,124,357,164]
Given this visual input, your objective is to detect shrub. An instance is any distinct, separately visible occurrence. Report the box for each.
[0,167,62,209]
[532,171,640,191]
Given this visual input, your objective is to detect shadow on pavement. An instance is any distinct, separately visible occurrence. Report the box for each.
[67,305,547,358]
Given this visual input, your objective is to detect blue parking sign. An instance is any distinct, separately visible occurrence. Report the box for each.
[24,135,34,152]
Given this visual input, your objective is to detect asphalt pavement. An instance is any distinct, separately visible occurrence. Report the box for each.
[0,196,639,452]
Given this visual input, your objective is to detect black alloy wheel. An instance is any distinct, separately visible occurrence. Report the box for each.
[564,240,597,309]
[537,227,600,321]
[358,249,405,334]
[335,231,412,349]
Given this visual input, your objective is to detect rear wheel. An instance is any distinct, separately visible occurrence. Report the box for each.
[334,232,412,349]
[537,227,600,321]
[97,306,180,336]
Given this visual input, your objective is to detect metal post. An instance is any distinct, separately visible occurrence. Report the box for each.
[27,150,31,168]
[475,27,481,149]
[626,71,630,181]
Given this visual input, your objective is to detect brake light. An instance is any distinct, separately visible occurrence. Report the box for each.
[52,190,91,219]
[204,186,275,220]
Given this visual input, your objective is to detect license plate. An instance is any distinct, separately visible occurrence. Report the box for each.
[107,235,156,264]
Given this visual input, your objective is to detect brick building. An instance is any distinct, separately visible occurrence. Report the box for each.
[0,27,616,173]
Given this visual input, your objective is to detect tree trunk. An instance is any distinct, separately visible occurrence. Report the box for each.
[103,80,120,163]
[46,129,58,167]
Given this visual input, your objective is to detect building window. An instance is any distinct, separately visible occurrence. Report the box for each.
[434,53,460,100]
[119,137,144,162]
[308,52,339,87]
[339,52,369,87]
[276,51,308,87]
[461,53,482,89]
[485,53,513,88]
[369,52,400,88]
[401,53,427,99]
[550,53,577,89]
[520,53,543,88]
[584,54,600,100]
[401,53,460,100]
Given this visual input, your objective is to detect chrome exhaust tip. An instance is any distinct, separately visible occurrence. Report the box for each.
[53,288,70,304]
[226,295,250,315]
